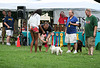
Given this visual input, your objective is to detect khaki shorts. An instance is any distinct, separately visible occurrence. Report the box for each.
[85,37,95,48]
[2,27,6,37]
[65,33,77,43]
[6,30,13,37]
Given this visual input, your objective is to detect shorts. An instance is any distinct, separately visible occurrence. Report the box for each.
[31,26,39,33]
[65,33,77,43]
[2,27,6,37]
[6,30,13,37]
[85,37,95,48]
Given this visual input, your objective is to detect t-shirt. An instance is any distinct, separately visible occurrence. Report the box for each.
[39,24,53,34]
[85,15,98,37]
[66,16,78,34]
[28,13,40,28]
[4,16,14,30]
[58,15,68,24]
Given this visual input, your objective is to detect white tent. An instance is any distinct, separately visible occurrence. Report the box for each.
[0,0,100,11]
[0,0,100,45]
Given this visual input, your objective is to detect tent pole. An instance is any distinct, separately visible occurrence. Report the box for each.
[27,10,29,46]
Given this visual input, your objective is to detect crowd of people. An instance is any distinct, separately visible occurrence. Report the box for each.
[0,8,98,55]
[28,9,98,56]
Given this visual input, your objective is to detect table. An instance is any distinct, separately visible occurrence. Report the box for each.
[22,31,100,46]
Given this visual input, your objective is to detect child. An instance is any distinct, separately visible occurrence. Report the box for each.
[28,9,45,53]
[38,33,51,52]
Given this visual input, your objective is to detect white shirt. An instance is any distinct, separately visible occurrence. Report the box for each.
[28,13,40,28]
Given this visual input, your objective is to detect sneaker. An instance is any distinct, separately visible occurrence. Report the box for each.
[73,50,77,54]
[66,50,71,53]
[6,43,11,46]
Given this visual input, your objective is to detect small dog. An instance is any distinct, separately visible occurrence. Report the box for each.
[50,46,63,55]
[71,40,83,52]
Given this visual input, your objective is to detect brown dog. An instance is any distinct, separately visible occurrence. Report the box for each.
[71,40,83,52]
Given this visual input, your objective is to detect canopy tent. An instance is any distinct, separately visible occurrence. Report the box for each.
[0,0,100,45]
[0,0,100,11]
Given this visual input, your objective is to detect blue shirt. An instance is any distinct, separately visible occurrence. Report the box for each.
[66,16,78,34]
[4,16,14,30]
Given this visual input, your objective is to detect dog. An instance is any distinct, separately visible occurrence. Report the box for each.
[50,46,63,55]
[71,40,83,52]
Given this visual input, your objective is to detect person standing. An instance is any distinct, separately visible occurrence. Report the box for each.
[4,10,14,46]
[82,9,98,55]
[65,10,79,54]
[2,10,6,45]
[28,9,45,53]
[58,11,68,32]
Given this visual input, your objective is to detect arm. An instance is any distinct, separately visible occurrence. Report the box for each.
[39,25,45,34]
[93,16,98,38]
[47,32,51,39]
[65,27,67,35]
[46,25,53,41]
[38,33,42,40]
[46,33,51,42]
[4,22,10,28]
[4,17,10,28]
[82,29,85,36]
[93,26,97,38]
[69,22,79,26]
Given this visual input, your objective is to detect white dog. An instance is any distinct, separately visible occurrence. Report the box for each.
[50,46,63,55]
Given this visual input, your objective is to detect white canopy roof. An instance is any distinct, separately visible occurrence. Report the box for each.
[0,0,100,11]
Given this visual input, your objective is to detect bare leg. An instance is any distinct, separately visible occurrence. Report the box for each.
[7,36,11,43]
[2,36,4,44]
[88,48,91,55]
[34,33,38,53]
[39,46,42,52]
[30,31,34,53]
[67,43,71,50]
[90,46,94,55]
[74,43,77,51]
[2,28,5,44]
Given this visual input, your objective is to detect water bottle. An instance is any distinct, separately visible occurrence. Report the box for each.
[64,20,66,25]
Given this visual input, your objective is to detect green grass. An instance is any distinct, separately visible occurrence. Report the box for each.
[0,44,100,68]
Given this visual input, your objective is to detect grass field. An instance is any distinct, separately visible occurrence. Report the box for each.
[0,44,100,68]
